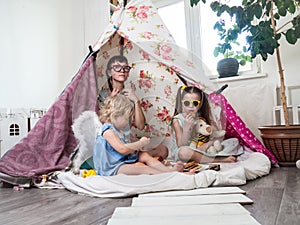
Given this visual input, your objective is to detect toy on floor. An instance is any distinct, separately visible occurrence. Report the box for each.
[184,161,202,172]
[189,117,224,155]
[82,169,97,178]
[205,163,221,171]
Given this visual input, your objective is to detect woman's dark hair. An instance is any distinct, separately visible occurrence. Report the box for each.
[106,55,129,91]
[173,85,211,124]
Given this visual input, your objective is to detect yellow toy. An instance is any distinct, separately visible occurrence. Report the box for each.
[82,169,97,178]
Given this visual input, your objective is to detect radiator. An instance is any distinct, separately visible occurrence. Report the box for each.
[273,105,300,125]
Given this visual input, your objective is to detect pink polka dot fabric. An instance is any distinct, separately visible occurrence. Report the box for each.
[209,93,278,164]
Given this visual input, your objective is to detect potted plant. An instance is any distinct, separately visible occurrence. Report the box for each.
[213,18,252,78]
[191,0,300,166]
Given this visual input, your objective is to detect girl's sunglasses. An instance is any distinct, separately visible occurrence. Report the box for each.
[182,100,201,107]
[111,65,132,73]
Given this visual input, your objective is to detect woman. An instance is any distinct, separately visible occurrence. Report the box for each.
[98,55,169,159]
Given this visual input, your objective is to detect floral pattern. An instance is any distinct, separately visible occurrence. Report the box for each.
[140,98,153,112]
[138,70,156,92]
[155,106,172,125]
[153,43,176,61]
[127,5,156,23]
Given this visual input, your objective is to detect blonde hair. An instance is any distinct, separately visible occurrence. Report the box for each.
[99,95,134,124]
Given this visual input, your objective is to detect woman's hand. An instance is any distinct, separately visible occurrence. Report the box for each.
[122,88,139,103]
[111,88,120,97]
[122,87,146,130]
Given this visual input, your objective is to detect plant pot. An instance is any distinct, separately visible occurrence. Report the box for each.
[217,58,239,78]
[258,125,300,167]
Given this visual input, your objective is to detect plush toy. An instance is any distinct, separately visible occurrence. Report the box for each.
[189,117,224,155]
[82,169,97,178]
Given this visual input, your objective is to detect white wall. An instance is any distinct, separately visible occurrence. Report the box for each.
[0,0,109,109]
[264,40,300,105]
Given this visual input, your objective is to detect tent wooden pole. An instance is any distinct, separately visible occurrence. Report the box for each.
[120,0,128,56]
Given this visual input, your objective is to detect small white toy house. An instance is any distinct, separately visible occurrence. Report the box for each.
[0,108,45,157]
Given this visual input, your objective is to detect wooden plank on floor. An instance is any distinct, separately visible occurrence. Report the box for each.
[108,214,261,225]
[0,188,131,225]
[275,167,300,225]
[242,187,284,225]
[132,194,253,207]
[138,186,246,198]
[111,203,250,218]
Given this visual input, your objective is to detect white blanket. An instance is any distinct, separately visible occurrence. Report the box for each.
[57,151,271,198]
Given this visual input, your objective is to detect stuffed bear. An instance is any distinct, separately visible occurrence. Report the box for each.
[189,117,224,155]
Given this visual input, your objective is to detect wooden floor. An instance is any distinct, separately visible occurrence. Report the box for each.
[0,167,299,225]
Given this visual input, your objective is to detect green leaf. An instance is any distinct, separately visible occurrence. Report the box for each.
[253,4,262,19]
[261,52,268,61]
[239,59,246,66]
[288,3,296,14]
[190,0,206,7]
[266,1,272,16]
[218,5,227,16]
[190,0,201,7]
[246,5,254,19]
[213,48,220,57]
[210,1,220,12]
[275,33,281,40]
[292,15,300,27]
[286,29,297,44]
[284,0,292,9]
[246,56,252,62]
[295,25,300,38]
[278,7,287,17]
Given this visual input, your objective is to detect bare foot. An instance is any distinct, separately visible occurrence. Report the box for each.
[217,156,237,163]
[172,161,185,172]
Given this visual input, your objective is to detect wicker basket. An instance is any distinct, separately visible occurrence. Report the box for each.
[259,125,300,166]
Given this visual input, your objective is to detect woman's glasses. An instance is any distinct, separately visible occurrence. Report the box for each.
[111,65,132,73]
[182,100,201,107]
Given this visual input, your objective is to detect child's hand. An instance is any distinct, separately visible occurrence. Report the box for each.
[139,137,150,146]
[183,113,195,132]
[138,137,151,151]
[124,137,150,152]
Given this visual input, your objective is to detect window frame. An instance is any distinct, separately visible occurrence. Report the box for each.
[153,0,262,80]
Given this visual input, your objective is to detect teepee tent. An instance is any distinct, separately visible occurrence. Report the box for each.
[0,0,277,186]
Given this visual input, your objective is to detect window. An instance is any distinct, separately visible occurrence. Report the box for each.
[9,124,20,136]
[157,1,187,49]
[154,0,261,78]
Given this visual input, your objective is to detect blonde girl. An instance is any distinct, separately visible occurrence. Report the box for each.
[93,95,185,176]
[171,85,236,163]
